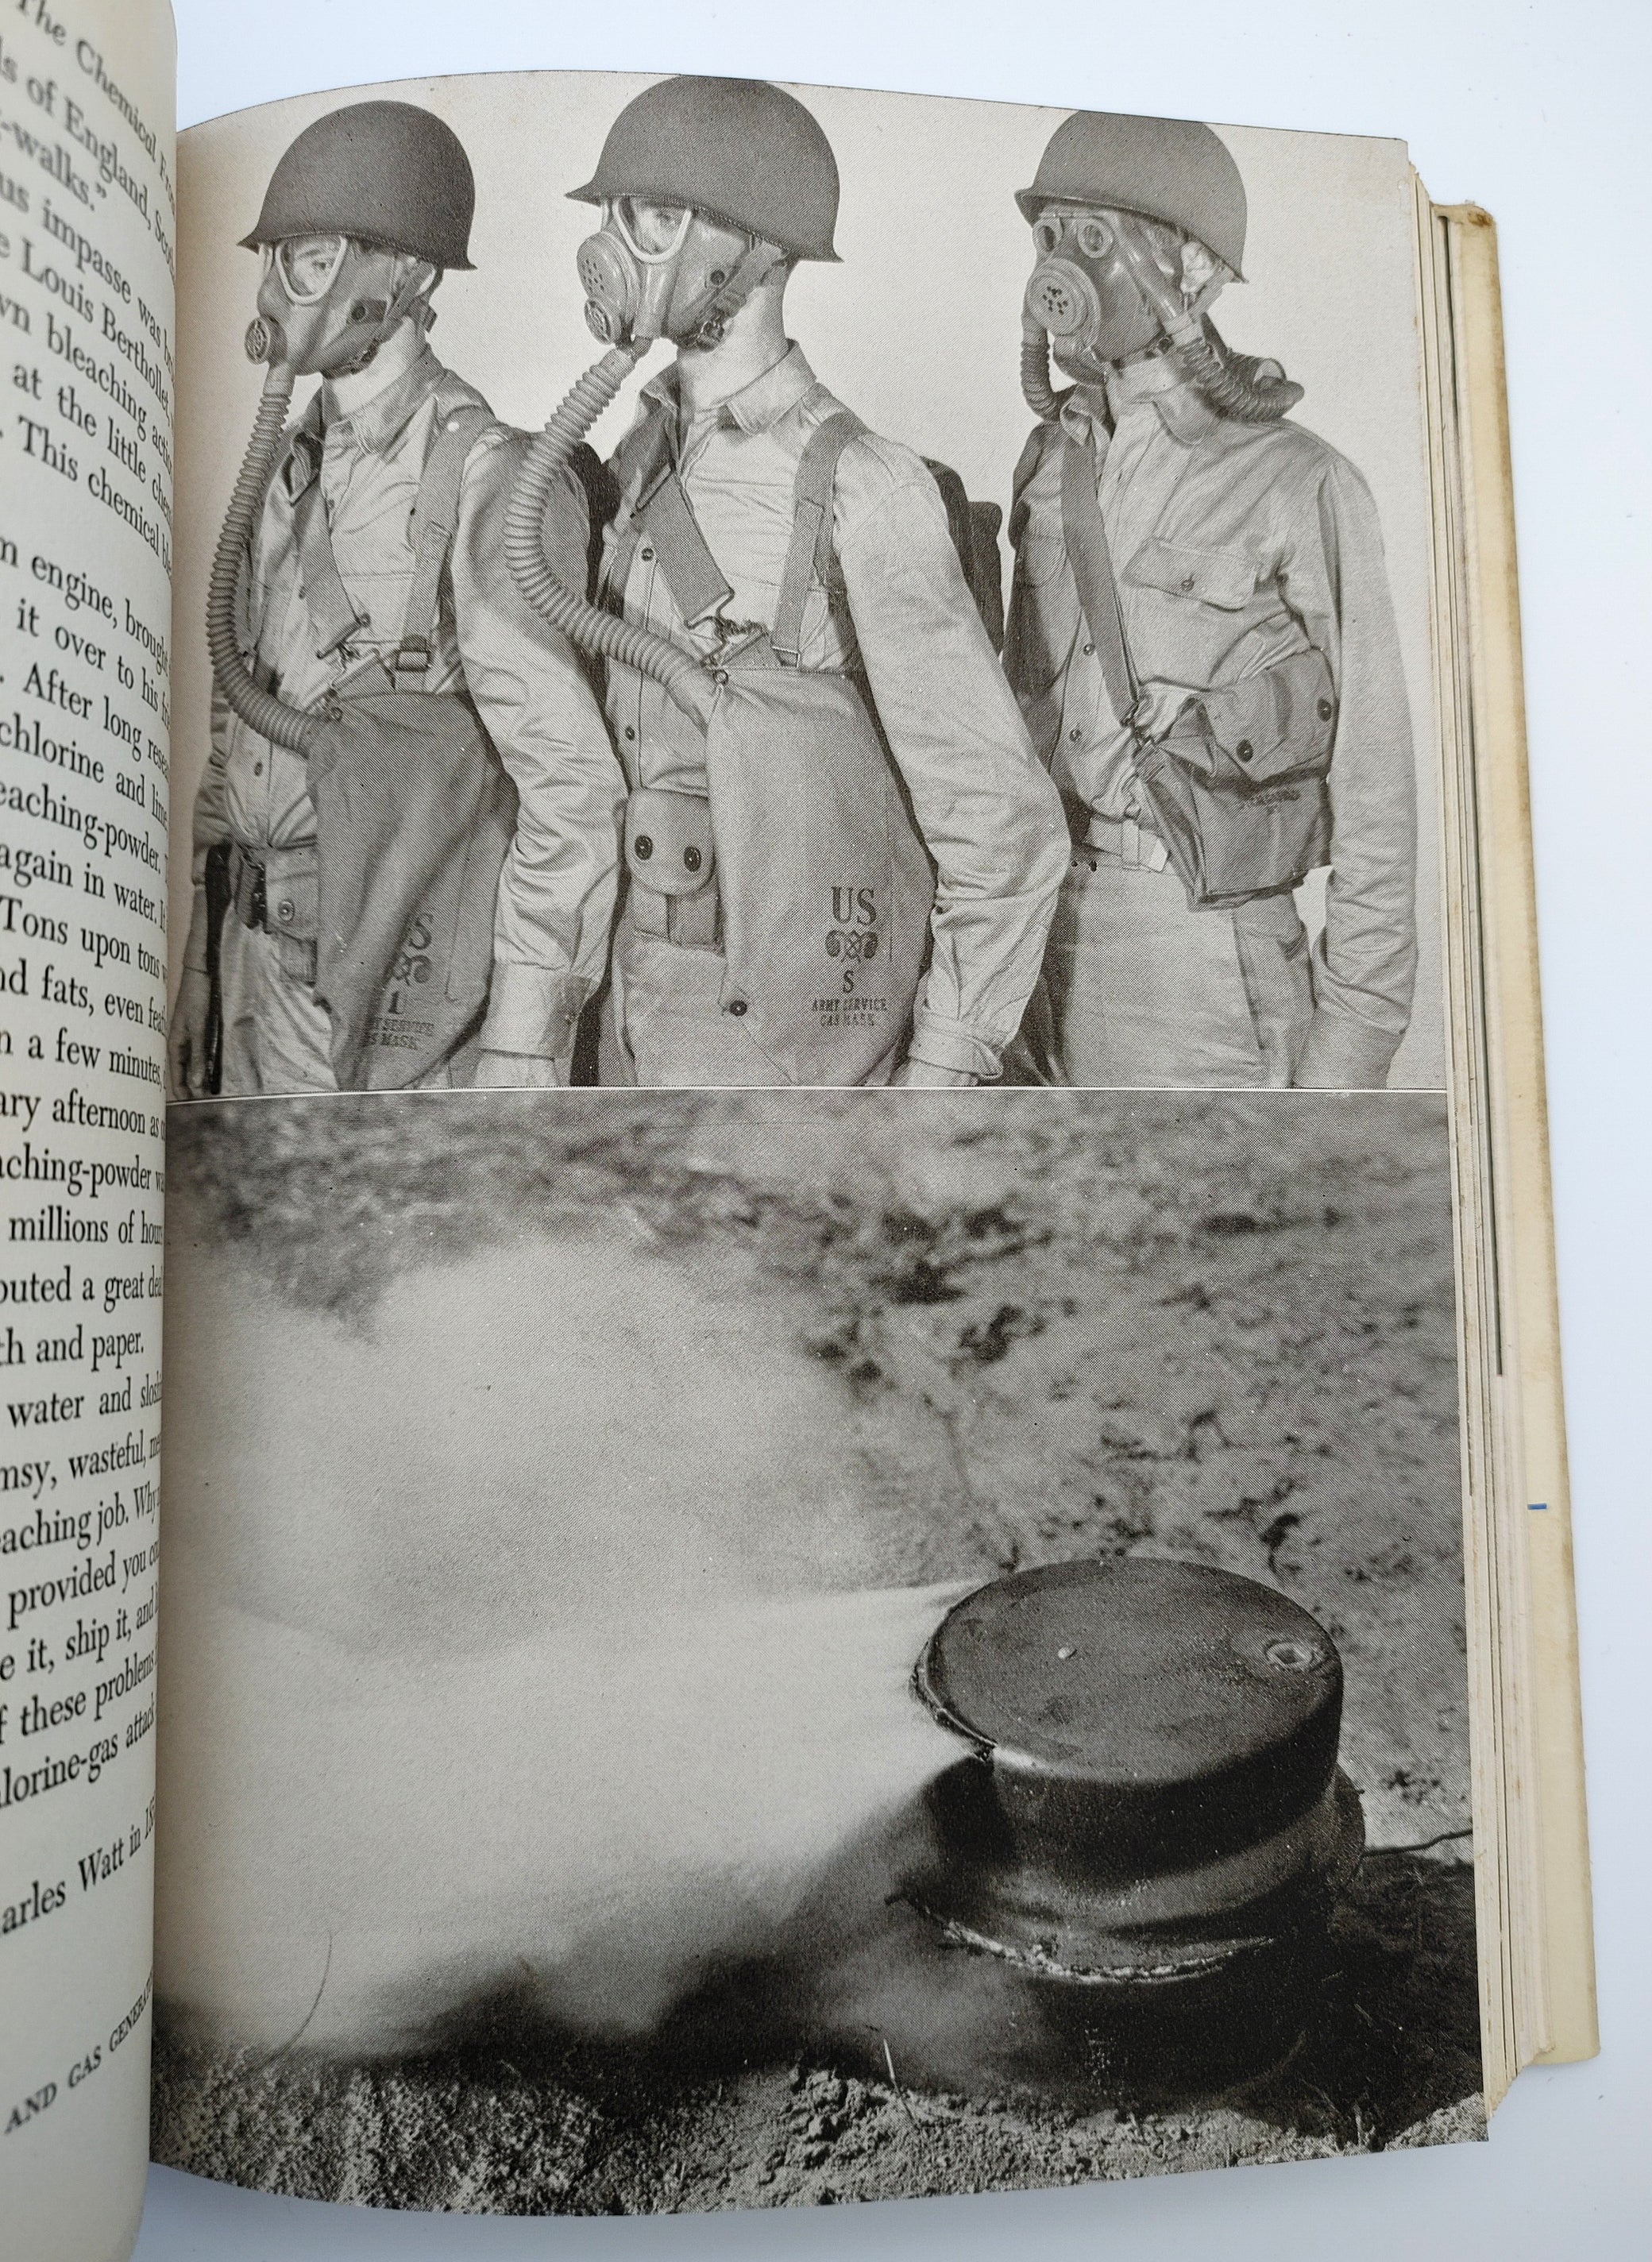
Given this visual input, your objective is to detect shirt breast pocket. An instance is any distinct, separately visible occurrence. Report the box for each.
[1125,537,1258,612]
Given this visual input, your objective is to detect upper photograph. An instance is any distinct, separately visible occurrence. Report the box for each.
[168,73,1444,1099]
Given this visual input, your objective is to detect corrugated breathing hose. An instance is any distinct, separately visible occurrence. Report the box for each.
[205,359,322,755]
[506,343,712,721]
[1021,322,1074,423]
[1171,318,1303,423]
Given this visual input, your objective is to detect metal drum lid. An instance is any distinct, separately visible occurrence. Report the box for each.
[916,1557,1345,1880]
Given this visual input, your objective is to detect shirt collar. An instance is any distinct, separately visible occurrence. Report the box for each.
[639,342,818,440]
[1104,351,1218,444]
[289,346,447,486]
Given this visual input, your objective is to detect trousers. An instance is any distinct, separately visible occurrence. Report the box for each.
[216,917,337,1097]
[214,917,465,1098]
[1017,851,1314,1090]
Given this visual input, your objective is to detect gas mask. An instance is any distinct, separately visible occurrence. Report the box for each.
[1020,203,1302,430]
[1023,206,1195,375]
[576,198,782,349]
[212,237,441,759]
[245,234,434,376]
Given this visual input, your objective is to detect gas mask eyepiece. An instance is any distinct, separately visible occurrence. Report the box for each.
[249,231,419,376]
[1024,206,1168,370]
[268,234,350,305]
[575,198,762,349]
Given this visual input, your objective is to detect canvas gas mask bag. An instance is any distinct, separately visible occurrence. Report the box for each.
[595,392,936,1087]
[1057,430,1334,909]
[508,322,939,1084]
[205,350,516,1090]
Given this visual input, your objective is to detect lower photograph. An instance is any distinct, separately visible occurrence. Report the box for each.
[152,1087,1480,2213]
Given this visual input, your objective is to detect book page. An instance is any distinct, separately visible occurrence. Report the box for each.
[152,71,1487,2220]
[1435,201,1596,2068]
[0,1,174,2256]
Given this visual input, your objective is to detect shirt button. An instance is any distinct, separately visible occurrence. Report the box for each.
[639,546,655,562]
[1179,573,1196,593]
[623,725,636,741]
[253,761,263,776]
[1068,727,1083,743]
[727,998,748,1017]
[1082,642,1095,656]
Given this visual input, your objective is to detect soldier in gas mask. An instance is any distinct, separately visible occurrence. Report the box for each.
[507,75,1067,1088]
[170,102,623,1099]
[1006,112,1418,1089]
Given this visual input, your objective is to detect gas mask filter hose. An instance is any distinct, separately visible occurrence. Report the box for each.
[1168,318,1303,424]
[1106,220,1303,427]
[1020,318,1072,423]
[506,344,713,726]
[205,356,325,755]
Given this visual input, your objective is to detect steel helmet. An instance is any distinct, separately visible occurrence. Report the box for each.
[1017,112,1247,280]
[241,101,477,271]
[569,76,841,262]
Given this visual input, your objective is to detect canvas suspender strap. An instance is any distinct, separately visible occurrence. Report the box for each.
[604,385,863,667]
[770,402,867,668]
[600,406,670,599]
[282,405,494,687]
[392,404,496,688]
[291,476,368,660]
[1059,430,1145,732]
[637,473,735,627]
[604,403,735,628]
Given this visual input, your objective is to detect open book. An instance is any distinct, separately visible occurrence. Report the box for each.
[0,3,1596,2256]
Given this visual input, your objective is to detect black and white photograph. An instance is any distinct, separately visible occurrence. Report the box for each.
[152,1087,1477,2212]
[167,74,1444,1101]
[146,58,1501,2230]
[2,20,1622,2259]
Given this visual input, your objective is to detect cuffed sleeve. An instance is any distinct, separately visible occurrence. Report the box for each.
[450,432,625,1059]
[904,1007,1003,1080]
[1283,456,1418,1087]
[191,669,237,889]
[836,449,1069,1077]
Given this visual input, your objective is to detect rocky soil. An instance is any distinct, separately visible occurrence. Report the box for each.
[154,1088,1480,2211]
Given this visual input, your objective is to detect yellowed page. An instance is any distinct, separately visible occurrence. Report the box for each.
[0,2,175,2256]
[1438,203,1597,2067]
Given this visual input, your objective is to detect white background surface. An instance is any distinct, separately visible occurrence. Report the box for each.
[138,1,1651,2255]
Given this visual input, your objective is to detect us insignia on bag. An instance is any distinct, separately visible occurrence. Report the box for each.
[825,886,883,994]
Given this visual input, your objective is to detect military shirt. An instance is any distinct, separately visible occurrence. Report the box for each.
[601,344,1069,1081]
[189,347,625,1060]
[1005,356,1418,1089]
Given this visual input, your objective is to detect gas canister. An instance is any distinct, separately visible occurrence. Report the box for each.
[894,1556,1364,2100]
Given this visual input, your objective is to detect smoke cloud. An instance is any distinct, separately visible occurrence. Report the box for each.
[157,1221,970,2056]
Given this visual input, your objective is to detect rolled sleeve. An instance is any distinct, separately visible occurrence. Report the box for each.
[836,452,1069,1078]
[1284,457,1418,1087]
[450,433,626,1057]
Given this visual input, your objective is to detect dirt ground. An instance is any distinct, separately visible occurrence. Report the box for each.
[152,1088,1482,2211]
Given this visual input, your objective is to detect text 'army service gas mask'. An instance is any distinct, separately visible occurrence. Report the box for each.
[576,198,782,349]
[1024,206,1214,374]
[245,233,433,376]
